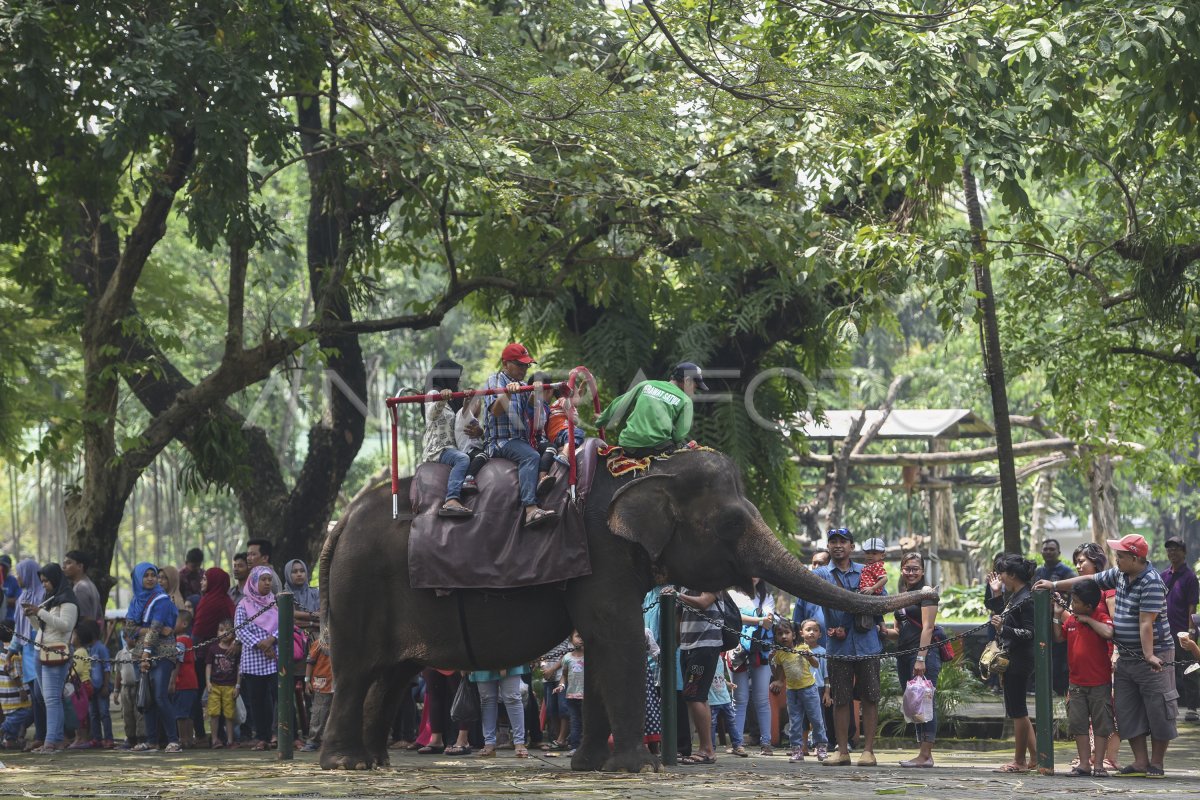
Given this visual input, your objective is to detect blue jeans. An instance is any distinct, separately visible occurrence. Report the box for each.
[89,689,113,741]
[1,705,32,740]
[566,697,583,749]
[39,661,69,744]
[554,427,586,449]
[438,448,470,501]
[787,686,827,747]
[895,653,940,743]
[478,675,525,746]
[710,702,741,747]
[143,659,179,745]
[543,682,568,722]
[495,439,540,507]
[733,662,772,744]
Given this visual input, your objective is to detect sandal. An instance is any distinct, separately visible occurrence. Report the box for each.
[1065,766,1091,777]
[211,742,224,750]
[478,746,496,758]
[679,754,716,765]
[417,744,445,755]
[438,502,474,518]
[131,742,153,752]
[729,746,748,757]
[993,763,1029,773]
[164,742,183,753]
[1092,767,1110,778]
[444,745,472,756]
[523,508,558,528]
[515,745,529,759]
[252,741,268,751]
[536,475,558,501]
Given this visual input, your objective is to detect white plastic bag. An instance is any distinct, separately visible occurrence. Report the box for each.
[902,676,935,724]
[234,693,248,726]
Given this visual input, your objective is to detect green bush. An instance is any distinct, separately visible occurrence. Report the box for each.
[936,584,990,620]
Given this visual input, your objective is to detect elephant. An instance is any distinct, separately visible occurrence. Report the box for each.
[317,448,934,772]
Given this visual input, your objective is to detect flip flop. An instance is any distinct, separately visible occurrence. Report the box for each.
[992,763,1030,773]
[679,754,716,765]
[417,744,445,755]
[439,504,474,518]
[523,508,558,529]
[536,474,558,501]
[444,745,472,755]
[1064,766,1091,777]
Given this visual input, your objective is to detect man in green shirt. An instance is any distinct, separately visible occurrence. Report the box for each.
[595,362,707,457]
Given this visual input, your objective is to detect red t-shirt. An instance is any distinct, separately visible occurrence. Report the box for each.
[1062,607,1114,687]
[175,634,199,691]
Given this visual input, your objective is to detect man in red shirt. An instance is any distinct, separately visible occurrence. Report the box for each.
[1052,579,1115,777]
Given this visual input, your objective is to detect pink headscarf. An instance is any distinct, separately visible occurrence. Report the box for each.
[239,565,278,634]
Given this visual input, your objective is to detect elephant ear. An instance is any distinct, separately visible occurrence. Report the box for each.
[607,473,678,560]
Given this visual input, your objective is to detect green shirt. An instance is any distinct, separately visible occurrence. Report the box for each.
[595,380,693,449]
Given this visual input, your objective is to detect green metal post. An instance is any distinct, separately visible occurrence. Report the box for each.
[660,592,677,767]
[278,592,294,761]
[1033,589,1053,774]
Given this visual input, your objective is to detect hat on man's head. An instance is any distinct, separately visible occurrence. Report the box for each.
[1107,534,1149,559]
[1165,536,1186,550]
[500,343,536,365]
[826,527,854,544]
[671,362,709,390]
[862,537,887,553]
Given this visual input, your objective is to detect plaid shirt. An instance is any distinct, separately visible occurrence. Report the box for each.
[484,371,530,454]
[234,605,278,677]
[1095,564,1173,651]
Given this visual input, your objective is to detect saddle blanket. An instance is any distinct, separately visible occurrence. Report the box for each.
[407,440,604,591]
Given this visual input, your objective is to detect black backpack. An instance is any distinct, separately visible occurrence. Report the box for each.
[716,591,743,651]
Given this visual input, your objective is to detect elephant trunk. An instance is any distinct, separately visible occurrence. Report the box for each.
[739,526,934,613]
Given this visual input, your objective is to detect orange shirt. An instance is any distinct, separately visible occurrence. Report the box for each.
[545,397,577,442]
[307,639,333,694]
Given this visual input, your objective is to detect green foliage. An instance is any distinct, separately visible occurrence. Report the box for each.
[935,585,990,621]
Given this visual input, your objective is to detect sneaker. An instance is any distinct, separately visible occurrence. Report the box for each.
[788,748,804,763]
[1186,710,1199,722]
[300,742,320,752]
[821,751,851,766]
[164,742,183,753]
[461,476,479,494]
[816,745,828,761]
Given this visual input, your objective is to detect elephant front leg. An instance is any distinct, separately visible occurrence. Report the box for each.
[569,627,660,773]
[319,671,372,770]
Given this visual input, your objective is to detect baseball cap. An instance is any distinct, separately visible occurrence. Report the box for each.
[671,362,709,390]
[1107,534,1149,559]
[1165,536,1186,549]
[500,343,536,365]
[862,537,886,553]
[826,527,854,544]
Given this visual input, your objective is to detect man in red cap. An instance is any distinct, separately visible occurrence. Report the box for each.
[484,343,558,528]
[1036,533,1176,777]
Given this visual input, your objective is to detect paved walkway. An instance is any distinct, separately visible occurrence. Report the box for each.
[3,732,1200,800]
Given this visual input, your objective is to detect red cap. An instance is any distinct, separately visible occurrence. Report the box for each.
[501,343,536,365]
[1106,534,1148,559]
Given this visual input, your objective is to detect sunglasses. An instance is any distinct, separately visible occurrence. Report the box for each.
[827,527,851,538]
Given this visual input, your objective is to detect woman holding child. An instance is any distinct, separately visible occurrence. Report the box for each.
[236,565,280,749]
[885,552,940,768]
[126,562,181,752]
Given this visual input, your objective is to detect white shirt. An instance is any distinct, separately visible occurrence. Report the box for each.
[454,406,483,452]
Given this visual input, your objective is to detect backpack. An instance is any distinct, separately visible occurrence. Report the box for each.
[716,591,743,652]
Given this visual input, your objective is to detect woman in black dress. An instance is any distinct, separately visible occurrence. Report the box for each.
[986,554,1037,773]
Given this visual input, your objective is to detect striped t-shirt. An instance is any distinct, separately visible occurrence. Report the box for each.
[678,589,722,650]
[1094,564,1172,652]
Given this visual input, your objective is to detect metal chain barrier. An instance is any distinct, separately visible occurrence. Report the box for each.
[1045,591,1199,670]
[646,592,1034,663]
[8,597,282,667]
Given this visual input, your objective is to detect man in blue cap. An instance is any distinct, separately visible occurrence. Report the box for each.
[595,362,707,457]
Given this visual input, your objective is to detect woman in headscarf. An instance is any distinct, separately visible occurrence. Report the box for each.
[236,565,279,749]
[158,565,187,609]
[21,563,78,753]
[282,559,319,626]
[126,562,181,752]
[5,558,46,750]
[192,567,235,745]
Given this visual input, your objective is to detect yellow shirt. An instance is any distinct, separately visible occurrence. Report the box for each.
[73,646,90,682]
[773,644,815,690]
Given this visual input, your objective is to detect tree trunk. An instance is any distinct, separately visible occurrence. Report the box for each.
[1028,468,1057,551]
[824,413,866,528]
[928,440,967,586]
[962,163,1022,555]
[1087,452,1119,548]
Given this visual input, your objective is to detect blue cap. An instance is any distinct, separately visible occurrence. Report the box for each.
[671,362,709,391]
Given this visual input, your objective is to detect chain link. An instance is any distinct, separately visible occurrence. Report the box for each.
[8,598,283,667]
[1046,591,1198,670]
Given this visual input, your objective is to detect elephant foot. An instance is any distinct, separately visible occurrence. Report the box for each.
[602,746,660,774]
[319,745,372,771]
[570,743,612,772]
[367,747,391,769]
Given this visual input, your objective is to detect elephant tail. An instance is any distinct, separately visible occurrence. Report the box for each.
[317,513,345,650]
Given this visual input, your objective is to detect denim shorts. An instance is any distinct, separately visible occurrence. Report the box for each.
[543,683,568,719]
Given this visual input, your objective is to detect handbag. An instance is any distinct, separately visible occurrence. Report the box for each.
[978,639,1009,679]
[39,644,70,667]
[450,677,481,723]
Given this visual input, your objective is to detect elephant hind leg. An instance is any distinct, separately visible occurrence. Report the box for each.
[320,663,373,770]
[363,661,422,768]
